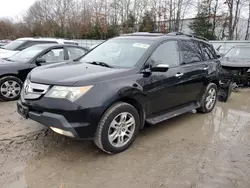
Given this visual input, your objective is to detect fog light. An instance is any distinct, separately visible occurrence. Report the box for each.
[50,127,74,137]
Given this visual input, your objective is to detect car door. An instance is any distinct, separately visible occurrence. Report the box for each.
[143,40,187,116]
[178,39,208,103]
[15,62,34,82]
[66,46,87,60]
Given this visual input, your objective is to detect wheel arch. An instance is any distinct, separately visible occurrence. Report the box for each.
[102,93,147,130]
[0,73,22,81]
[210,79,220,89]
[119,97,146,130]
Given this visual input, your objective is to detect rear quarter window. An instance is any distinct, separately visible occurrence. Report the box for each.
[200,42,216,60]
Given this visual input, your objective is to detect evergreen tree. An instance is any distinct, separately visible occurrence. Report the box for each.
[122,14,136,33]
[139,11,155,32]
[189,1,216,40]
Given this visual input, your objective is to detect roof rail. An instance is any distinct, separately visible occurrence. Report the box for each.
[166,32,209,41]
[122,32,164,37]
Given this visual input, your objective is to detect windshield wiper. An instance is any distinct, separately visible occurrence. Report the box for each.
[87,61,113,68]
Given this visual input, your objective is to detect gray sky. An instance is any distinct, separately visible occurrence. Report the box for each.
[0,0,36,18]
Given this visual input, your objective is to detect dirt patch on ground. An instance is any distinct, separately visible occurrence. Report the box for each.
[1,91,250,188]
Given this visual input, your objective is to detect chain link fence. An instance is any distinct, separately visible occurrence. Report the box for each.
[75,39,105,48]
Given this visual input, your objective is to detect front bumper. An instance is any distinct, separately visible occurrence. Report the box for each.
[17,98,106,139]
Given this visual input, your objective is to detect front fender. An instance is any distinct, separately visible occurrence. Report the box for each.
[104,85,147,111]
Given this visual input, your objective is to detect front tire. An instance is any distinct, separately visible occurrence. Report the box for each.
[197,83,218,113]
[94,102,140,154]
[0,76,23,101]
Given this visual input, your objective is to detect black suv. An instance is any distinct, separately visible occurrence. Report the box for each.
[17,32,221,154]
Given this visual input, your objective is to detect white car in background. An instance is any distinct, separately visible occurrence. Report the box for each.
[0,38,78,59]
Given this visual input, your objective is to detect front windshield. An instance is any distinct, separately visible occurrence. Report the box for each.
[80,38,153,68]
[225,46,250,59]
[1,40,26,50]
[7,45,45,63]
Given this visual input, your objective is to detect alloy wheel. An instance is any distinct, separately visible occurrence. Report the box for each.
[205,88,216,110]
[0,80,21,99]
[108,112,136,148]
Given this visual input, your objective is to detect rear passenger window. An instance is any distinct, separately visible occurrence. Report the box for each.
[201,43,215,60]
[151,40,180,67]
[180,40,203,64]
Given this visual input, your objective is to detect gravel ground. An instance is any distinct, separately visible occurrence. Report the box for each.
[1,91,250,188]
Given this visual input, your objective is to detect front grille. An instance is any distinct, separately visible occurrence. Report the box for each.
[23,81,50,100]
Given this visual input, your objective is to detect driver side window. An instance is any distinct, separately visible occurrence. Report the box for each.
[41,48,64,62]
[151,40,180,68]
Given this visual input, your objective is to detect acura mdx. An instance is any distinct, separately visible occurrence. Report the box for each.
[17,32,221,154]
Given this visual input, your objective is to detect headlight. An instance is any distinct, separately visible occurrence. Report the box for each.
[22,79,29,91]
[45,85,93,102]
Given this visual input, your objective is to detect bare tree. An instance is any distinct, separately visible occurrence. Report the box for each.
[211,0,219,38]
[245,0,250,40]
[225,0,241,40]
[1,0,248,39]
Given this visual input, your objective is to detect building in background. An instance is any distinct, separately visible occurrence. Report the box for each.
[154,16,248,40]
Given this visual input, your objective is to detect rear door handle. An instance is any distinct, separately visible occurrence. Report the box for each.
[175,73,184,77]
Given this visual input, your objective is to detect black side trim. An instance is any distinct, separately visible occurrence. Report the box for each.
[146,102,200,125]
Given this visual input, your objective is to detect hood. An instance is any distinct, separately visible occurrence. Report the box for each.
[30,61,133,86]
[221,58,250,68]
[0,59,19,66]
[0,59,29,76]
[0,49,18,58]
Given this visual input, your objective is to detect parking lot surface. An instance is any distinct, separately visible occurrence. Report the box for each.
[1,91,250,188]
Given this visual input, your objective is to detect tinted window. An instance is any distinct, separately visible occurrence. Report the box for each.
[67,47,86,59]
[151,40,180,67]
[180,40,203,64]
[201,42,215,60]
[41,48,64,62]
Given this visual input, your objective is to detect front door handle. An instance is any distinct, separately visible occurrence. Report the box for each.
[175,73,184,77]
[204,66,209,70]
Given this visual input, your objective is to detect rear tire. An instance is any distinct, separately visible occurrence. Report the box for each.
[197,83,218,113]
[94,102,140,154]
[0,76,23,101]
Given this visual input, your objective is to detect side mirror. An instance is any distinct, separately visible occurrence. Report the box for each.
[151,64,169,72]
[18,48,24,51]
[36,58,46,66]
